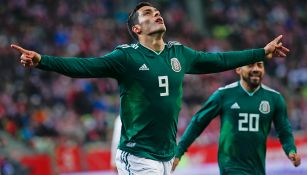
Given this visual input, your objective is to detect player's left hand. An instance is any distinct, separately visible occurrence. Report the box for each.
[264,35,290,59]
[288,152,301,167]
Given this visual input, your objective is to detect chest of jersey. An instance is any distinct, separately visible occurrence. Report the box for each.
[122,48,185,98]
[221,90,275,133]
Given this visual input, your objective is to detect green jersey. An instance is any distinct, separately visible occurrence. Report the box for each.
[37,42,265,161]
[176,81,296,174]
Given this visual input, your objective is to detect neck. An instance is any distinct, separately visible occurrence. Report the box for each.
[138,34,165,51]
[240,80,259,92]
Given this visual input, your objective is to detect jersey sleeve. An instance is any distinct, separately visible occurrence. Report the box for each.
[175,90,222,159]
[273,94,297,155]
[37,49,126,79]
[182,45,265,74]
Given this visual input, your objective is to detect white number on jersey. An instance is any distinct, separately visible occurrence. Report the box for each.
[158,76,169,96]
[238,113,259,132]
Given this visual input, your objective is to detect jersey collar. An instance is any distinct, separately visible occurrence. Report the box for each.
[138,43,166,55]
[239,81,261,96]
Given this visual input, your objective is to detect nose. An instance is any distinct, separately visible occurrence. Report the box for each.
[251,65,260,72]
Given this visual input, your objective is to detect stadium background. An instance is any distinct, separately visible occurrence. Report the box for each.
[1,0,307,174]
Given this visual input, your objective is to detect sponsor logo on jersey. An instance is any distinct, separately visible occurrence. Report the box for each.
[230,102,240,109]
[139,64,149,71]
[171,58,181,72]
[259,101,270,114]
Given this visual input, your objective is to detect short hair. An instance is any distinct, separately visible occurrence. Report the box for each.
[127,2,154,41]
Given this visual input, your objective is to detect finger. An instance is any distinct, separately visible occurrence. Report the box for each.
[273,35,283,43]
[276,50,286,57]
[11,44,30,54]
[20,55,32,61]
[280,45,290,52]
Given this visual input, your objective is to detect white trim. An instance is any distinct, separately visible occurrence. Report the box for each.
[262,84,280,94]
[239,81,260,96]
[139,43,165,55]
[218,82,238,90]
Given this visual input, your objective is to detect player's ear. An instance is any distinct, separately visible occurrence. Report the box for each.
[235,67,241,75]
[132,25,142,35]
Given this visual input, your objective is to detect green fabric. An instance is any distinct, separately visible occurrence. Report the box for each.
[176,81,296,174]
[37,42,265,161]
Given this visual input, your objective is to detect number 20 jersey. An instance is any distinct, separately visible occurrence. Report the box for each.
[189,82,296,174]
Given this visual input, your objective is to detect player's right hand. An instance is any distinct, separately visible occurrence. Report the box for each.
[11,44,41,68]
[288,153,301,167]
[171,157,180,172]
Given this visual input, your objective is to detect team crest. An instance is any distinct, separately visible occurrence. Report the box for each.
[259,101,270,114]
[171,58,181,72]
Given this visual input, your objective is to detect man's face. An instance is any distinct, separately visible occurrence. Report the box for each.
[134,6,166,36]
[237,62,265,89]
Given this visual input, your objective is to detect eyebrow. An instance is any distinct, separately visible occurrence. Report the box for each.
[142,8,157,13]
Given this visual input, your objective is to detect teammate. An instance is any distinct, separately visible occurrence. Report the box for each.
[173,61,301,175]
[11,2,290,175]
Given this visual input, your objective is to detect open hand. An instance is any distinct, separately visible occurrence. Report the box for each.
[11,44,41,67]
[264,35,290,59]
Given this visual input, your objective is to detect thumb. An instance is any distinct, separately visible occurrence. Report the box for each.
[11,44,30,54]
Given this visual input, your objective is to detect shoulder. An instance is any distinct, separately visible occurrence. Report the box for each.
[218,82,239,91]
[166,41,182,48]
[116,43,139,50]
[211,82,239,98]
[261,84,281,95]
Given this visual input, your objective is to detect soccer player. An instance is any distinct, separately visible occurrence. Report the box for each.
[11,2,290,175]
[172,61,301,175]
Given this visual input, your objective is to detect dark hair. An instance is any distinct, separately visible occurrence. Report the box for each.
[127,2,154,41]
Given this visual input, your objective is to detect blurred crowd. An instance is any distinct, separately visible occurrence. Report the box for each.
[0,0,307,154]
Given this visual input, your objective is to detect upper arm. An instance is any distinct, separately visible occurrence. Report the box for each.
[273,95,291,130]
[192,90,222,126]
[182,46,232,74]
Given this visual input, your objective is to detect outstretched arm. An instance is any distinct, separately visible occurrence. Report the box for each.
[184,35,289,74]
[11,44,126,78]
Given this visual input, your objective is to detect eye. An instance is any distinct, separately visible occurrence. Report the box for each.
[143,11,150,15]
[257,63,264,68]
